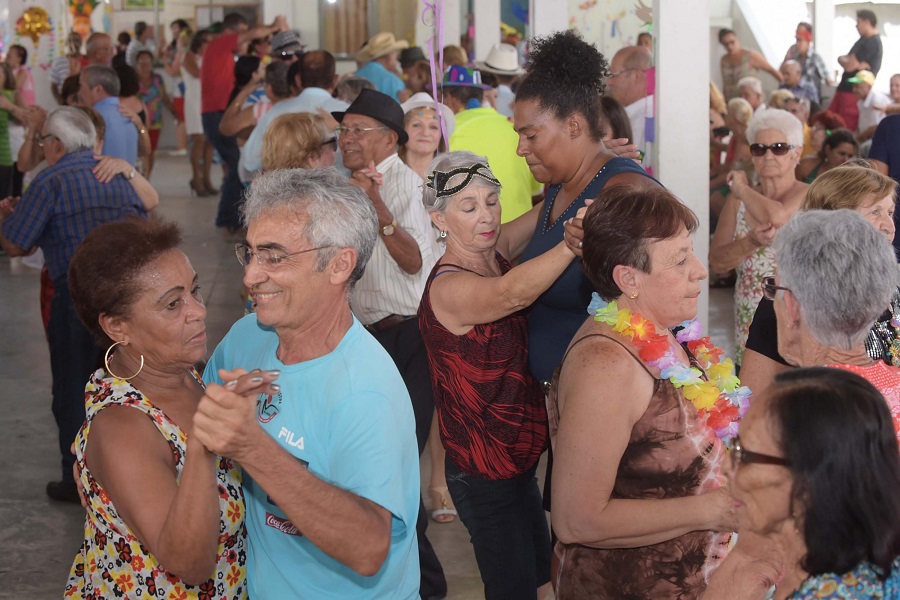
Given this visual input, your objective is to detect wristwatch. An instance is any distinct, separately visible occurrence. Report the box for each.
[381,219,397,236]
[127,167,136,180]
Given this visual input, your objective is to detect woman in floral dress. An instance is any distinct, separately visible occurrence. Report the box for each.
[62,219,273,599]
[710,109,808,367]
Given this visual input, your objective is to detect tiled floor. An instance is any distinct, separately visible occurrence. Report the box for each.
[0,154,735,599]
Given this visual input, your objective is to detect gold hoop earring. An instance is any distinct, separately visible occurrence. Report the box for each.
[630,291,638,299]
[105,341,144,381]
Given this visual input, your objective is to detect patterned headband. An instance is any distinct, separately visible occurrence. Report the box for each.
[425,164,501,198]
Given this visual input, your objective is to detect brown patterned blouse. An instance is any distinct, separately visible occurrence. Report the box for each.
[548,331,731,599]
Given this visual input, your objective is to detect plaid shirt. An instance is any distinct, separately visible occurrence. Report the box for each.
[1,149,146,282]
[785,46,829,97]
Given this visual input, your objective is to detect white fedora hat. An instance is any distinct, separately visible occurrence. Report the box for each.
[476,43,524,76]
[401,92,456,138]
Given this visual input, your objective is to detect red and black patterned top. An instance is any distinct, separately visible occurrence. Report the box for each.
[418,253,548,480]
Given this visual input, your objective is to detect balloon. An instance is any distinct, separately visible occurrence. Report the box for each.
[16,7,52,47]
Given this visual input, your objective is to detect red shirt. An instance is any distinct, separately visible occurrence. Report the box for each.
[200,32,238,114]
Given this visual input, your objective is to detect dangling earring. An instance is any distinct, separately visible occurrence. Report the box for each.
[105,340,144,381]
[439,230,447,239]
[629,291,639,299]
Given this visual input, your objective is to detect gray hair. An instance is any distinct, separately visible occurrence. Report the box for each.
[782,59,801,74]
[82,65,120,97]
[747,108,804,147]
[774,210,899,350]
[45,106,96,153]
[241,168,378,286]
[737,76,763,96]
[422,150,502,213]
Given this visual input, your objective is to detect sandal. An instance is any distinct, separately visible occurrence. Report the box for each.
[428,486,457,524]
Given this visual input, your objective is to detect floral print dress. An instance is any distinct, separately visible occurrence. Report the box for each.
[734,202,776,365]
[64,368,247,600]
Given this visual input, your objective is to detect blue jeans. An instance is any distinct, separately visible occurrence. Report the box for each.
[201,110,243,231]
[445,458,551,600]
[48,278,103,482]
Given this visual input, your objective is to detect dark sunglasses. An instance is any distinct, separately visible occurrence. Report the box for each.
[321,137,337,152]
[762,276,791,301]
[750,142,795,157]
[727,435,791,469]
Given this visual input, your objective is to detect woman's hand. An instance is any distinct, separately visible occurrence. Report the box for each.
[727,170,750,195]
[563,199,593,256]
[0,196,18,219]
[93,155,131,183]
[24,105,46,130]
[749,222,777,248]
[604,137,641,160]
[118,106,144,130]
[706,487,740,532]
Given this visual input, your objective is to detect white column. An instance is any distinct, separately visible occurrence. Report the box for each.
[530,0,568,38]
[653,0,711,326]
[814,0,835,79]
[263,0,319,49]
[473,0,500,61]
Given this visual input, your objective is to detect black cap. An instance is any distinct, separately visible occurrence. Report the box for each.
[332,88,409,145]
[399,47,426,69]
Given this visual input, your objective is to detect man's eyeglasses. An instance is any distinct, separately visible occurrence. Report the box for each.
[608,67,642,79]
[762,276,791,301]
[37,134,56,148]
[726,435,791,469]
[320,137,338,152]
[234,243,330,269]
[749,142,795,157]
[336,125,388,139]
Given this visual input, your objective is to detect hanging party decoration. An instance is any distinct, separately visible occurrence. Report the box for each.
[16,7,52,47]
[69,0,97,42]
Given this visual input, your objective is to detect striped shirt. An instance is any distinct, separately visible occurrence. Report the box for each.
[48,56,71,87]
[1,150,146,282]
[351,153,440,324]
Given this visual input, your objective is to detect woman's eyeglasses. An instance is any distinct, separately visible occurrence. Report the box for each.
[726,435,791,469]
[749,143,795,157]
[320,137,337,152]
[762,276,791,301]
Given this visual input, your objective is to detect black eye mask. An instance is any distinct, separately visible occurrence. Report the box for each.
[426,164,501,198]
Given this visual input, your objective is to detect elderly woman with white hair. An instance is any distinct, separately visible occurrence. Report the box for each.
[737,76,766,113]
[710,108,808,366]
[417,150,581,599]
[771,210,900,436]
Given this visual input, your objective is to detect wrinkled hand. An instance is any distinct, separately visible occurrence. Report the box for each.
[24,105,47,130]
[0,196,18,219]
[71,443,88,508]
[118,106,144,130]
[705,529,787,598]
[563,199,594,257]
[707,486,740,533]
[750,222,777,248]
[604,137,641,161]
[272,15,289,32]
[93,155,130,183]
[727,170,750,194]
[193,369,281,461]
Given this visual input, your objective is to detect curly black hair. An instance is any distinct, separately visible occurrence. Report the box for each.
[516,30,609,141]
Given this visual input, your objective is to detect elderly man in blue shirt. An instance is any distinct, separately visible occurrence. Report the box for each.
[0,107,146,503]
[79,65,140,166]
[355,33,409,103]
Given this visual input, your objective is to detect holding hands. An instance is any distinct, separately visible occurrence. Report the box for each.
[193,369,281,461]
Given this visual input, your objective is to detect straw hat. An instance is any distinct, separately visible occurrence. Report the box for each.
[357,32,409,63]
[475,43,524,76]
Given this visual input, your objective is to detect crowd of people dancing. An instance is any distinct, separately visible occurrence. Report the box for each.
[1,8,900,600]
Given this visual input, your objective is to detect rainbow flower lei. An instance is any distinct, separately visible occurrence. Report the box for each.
[587,293,751,442]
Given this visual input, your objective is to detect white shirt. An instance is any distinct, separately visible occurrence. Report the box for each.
[351,153,440,324]
[125,39,157,67]
[625,94,654,170]
[858,90,891,134]
[496,84,516,118]
[241,88,349,175]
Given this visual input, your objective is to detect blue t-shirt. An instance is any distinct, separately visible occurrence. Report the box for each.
[519,157,656,383]
[93,96,138,166]
[355,61,405,102]
[204,315,420,599]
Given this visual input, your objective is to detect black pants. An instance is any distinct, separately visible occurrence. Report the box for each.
[201,111,243,231]
[47,279,103,482]
[371,317,447,599]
